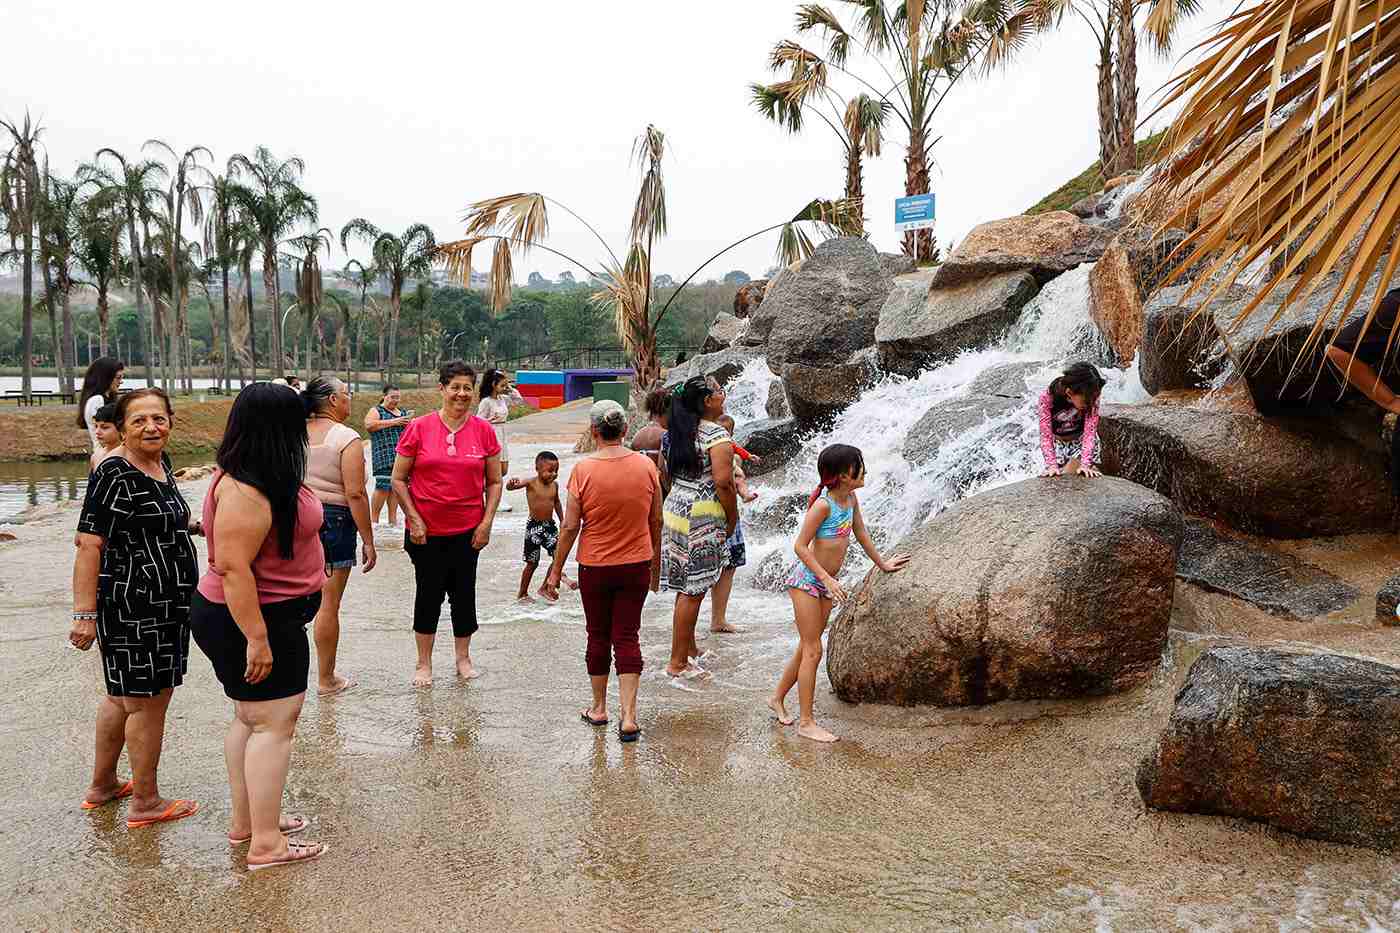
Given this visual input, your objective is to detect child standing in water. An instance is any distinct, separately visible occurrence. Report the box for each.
[1038,362,1106,478]
[770,444,909,742]
[506,451,576,599]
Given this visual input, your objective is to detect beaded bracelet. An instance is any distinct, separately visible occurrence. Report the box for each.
[72,611,97,622]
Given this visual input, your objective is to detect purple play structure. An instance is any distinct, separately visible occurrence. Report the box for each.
[563,368,632,402]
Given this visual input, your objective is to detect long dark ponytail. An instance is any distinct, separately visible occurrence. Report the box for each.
[810,444,865,506]
[665,376,713,478]
[216,383,309,559]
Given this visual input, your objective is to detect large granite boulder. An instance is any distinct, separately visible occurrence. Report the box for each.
[760,237,894,370]
[1378,574,1400,625]
[826,477,1183,706]
[1088,240,1141,367]
[968,360,1047,398]
[701,312,743,353]
[1098,403,1392,538]
[902,394,1025,467]
[662,348,757,391]
[733,417,804,478]
[732,279,768,319]
[932,212,1114,288]
[1210,263,1400,411]
[1138,647,1400,850]
[783,356,876,425]
[876,270,1039,377]
[1139,285,1235,395]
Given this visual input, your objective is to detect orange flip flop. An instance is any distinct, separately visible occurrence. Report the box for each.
[80,780,134,810]
[127,799,199,828]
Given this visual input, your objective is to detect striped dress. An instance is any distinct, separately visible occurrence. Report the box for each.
[661,421,733,596]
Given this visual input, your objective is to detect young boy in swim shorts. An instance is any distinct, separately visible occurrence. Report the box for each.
[506,451,576,600]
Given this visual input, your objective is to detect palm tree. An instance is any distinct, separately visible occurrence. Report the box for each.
[83,150,166,387]
[1148,0,1400,370]
[230,147,317,379]
[751,83,890,232]
[284,227,332,381]
[339,220,436,384]
[72,192,125,353]
[435,125,860,407]
[775,1,1031,257]
[340,258,378,382]
[36,166,81,393]
[146,141,209,392]
[1,113,43,397]
[203,161,244,390]
[1027,0,1199,176]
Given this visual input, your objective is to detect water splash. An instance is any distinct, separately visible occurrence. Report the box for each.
[725,258,1146,584]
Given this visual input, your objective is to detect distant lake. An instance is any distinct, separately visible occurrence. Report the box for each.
[0,455,208,525]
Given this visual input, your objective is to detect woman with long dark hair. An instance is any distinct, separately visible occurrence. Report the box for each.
[190,383,329,870]
[303,376,376,697]
[392,360,503,686]
[71,387,199,824]
[659,375,737,677]
[477,368,520,512]
[76,357,125,452]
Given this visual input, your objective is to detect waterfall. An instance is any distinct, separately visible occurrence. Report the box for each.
[729,260,1149,586]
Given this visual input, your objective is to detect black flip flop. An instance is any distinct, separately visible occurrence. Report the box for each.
[581,712,609,727]
[619,726,641,743]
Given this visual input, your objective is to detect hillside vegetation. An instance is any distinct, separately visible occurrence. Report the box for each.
[1026,131,1166,215]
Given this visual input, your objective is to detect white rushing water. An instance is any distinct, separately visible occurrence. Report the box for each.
[727,260,1150,590]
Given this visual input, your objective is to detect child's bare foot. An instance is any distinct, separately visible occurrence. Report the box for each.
[797,721,838,743]
[456,657,480,680]
[710,622,741,634]
[516,593,535,603]
[767,697,794,725]
[412,665,433,687]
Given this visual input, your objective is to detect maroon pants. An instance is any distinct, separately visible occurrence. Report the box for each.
[579,561,649,676]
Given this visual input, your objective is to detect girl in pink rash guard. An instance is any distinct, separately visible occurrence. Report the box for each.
[1038,362,1106,478]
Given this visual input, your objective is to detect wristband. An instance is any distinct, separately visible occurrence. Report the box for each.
[72,611,97,621]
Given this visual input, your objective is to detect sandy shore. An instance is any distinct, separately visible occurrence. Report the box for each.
[6,407,1400,929]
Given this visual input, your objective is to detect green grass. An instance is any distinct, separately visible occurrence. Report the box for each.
[1026,131,1167,216]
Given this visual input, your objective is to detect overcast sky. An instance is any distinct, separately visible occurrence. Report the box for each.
[5,0,1231,284]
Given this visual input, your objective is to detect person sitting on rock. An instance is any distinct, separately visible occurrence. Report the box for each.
[1038,362,1106,479]
[769,443,908,742]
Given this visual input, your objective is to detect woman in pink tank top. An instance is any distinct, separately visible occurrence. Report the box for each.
[189,383,329,870]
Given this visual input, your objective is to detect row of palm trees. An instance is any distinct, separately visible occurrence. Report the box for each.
[0,121,434,397]
[751,0,1198,251]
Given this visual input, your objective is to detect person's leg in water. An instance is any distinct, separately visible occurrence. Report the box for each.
[313,568,353,695]
[709,566,740,634]
[121,689,198,822]
[84,695,129,806]
[409,536,449,687]
[237,693,326,868]
[519,560,539,600]
[581,567,614,723]
[667,593,704,676]
[776,589,838,741]
[446,535,482,679]
[370,488,387,524]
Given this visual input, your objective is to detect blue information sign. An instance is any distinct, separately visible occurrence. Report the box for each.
[894,194,936,231]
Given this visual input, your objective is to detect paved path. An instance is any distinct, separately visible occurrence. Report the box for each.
[509,397,591,444]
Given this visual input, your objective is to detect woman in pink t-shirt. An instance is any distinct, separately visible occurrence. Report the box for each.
[189,383,330,870]
[391,360,503,686]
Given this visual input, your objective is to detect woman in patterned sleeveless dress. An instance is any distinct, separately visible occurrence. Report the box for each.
[364,384,410,526]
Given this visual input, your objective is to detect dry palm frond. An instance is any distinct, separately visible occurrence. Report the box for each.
[1149,0,1400,376]
[751,83,806,131]
[489,238,514,314]
[629,126,668,245]
[436,236,485,286]
[776,222,819,265]
[796,4,854,63]
[590,258,649,357]
[1145,0,1204,55]
[463,192,549,248]
[845,95,890,155]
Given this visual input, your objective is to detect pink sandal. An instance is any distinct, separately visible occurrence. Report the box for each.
[228,814,309,845]
[246,840,329,871]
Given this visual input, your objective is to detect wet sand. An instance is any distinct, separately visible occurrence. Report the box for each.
[6,416,1400,929]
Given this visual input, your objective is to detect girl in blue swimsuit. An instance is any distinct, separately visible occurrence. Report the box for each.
[770,444,909,742]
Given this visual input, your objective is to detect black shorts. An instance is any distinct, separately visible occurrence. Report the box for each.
[1333,288,1400,366]
[190,591,321,702]
[524,518,559,565]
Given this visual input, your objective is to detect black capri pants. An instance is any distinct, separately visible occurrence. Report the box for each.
[405,530,481,638]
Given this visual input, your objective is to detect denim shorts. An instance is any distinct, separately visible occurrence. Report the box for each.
[319,503,357,570]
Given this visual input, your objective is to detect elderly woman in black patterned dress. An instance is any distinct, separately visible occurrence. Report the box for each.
[71,388,200,826]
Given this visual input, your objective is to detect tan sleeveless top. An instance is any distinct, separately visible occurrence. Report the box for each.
[306,421,362,506]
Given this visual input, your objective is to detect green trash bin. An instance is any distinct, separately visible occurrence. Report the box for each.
[592,380,630,409]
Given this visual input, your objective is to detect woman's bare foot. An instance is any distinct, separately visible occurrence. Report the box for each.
[228,813,308,844]
[797,721,839,743]
[456,657,480,680]
[317,674,353,697]
[246,840,329,870]
[710,623,741,634]
[412,665,433,687]
[767,697,795,725]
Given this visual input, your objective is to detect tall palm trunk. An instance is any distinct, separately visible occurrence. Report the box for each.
[220,262,232,390]
[1113,0,1139,175]
[121,202,153,388]
[387,284,402,384]
[20,225,33,397]
[902,126,934,260]
[263,246,283,378]
[845,144,865,235]
[60,286,74,393]
[1097,29,1119,174]
[304,313,314,382]
[41,256,60,389]
[243,254,257,379]
[97,287,110,355]
[180,284,193,392]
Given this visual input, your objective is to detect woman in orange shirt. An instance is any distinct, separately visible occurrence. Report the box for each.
[542,400,662,742]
